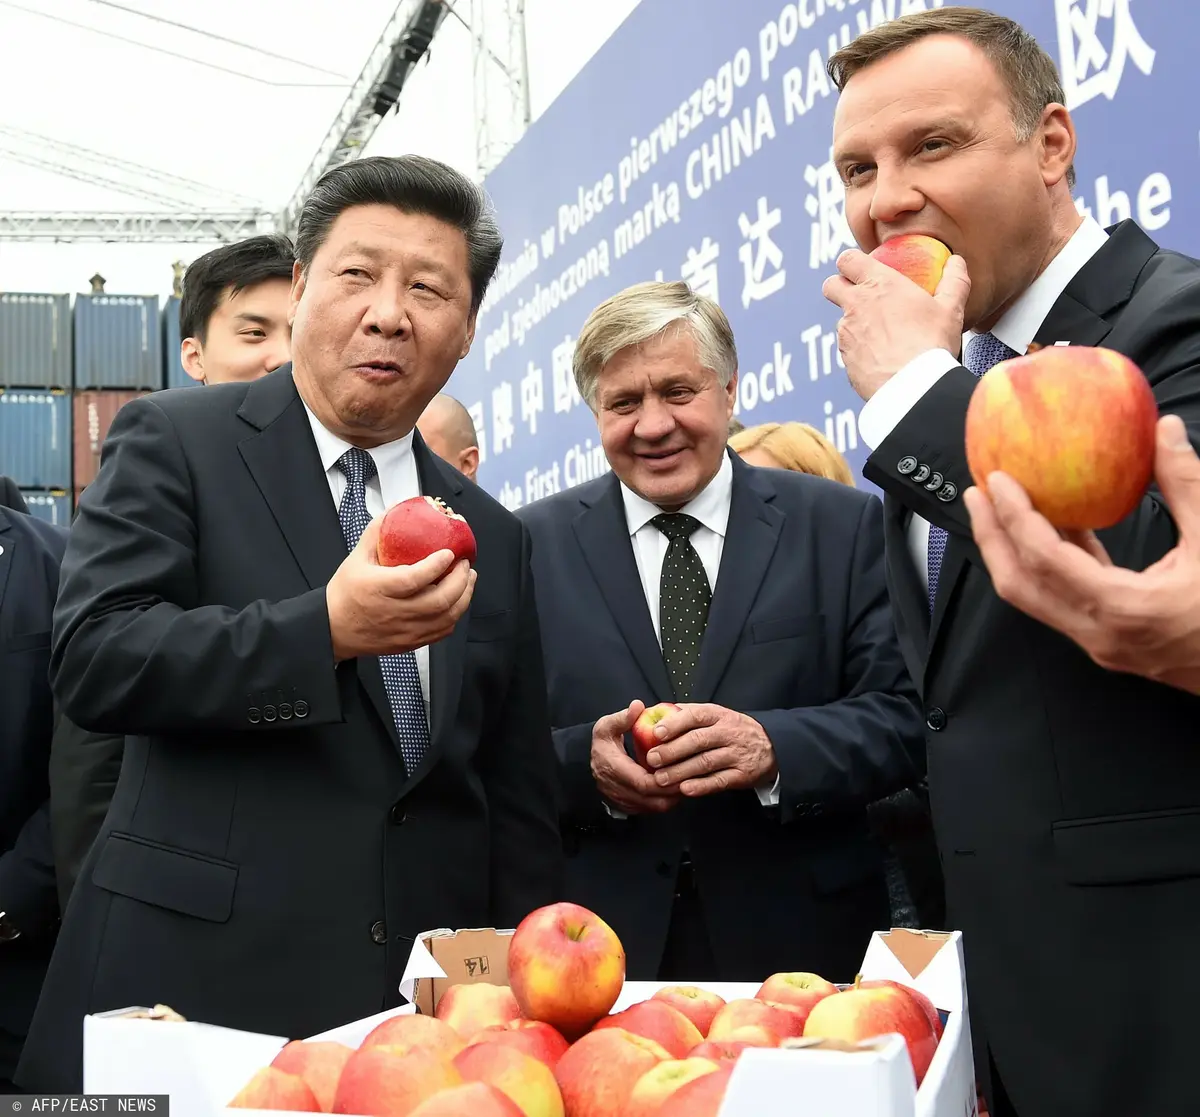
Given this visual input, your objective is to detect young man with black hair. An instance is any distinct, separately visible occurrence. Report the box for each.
[179,233,295,385]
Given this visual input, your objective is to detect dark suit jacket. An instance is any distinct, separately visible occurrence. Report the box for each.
[863,221,1200,1117]
[0,503,67,1080]
[0,476,25,514]
[517,452,925,982]
[16,367,564,1092]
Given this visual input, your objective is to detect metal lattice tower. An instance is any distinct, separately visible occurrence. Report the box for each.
[469,0,532,179]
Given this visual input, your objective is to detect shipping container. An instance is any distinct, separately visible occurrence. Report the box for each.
[161,296,196,390]
[74,294,164,391]
[73,389,150,489]
[0,388,71,488]
[20,488,72,527]
[0,292,73,389]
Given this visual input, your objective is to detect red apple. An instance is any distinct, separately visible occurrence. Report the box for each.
[553,1029,670,1117]
[688,1039,750,1065]
[655,1064,733,1117]
[755,972,838,1025]
[870,234,951,295]
[270,1041,355,1112]
[651,986,725,1037]
[630,702,680,770]
[592,1000,703,1059]
[965,345,1158,530]
[332,1045,462,1116]
[378,495,477,568]
[507,902,626,1040]
[707,999,805,1044]
[436,983,522,1039]
[407,1083,525,1117]
[470,1020,571,1071]
[453,1042,564,1117]
[625,1058,719,1117]
[802,984,939,1085]
[229,1066,320,1111]
[857,978,944,1040]
[360,1013,467,1061]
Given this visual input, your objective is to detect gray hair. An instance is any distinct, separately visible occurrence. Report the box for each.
[573,281,738,410]
[294,155,503,315]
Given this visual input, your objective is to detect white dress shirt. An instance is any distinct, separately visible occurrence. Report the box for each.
[856,215,1111,591]
[615,451,780,807]
[303,401,431,718]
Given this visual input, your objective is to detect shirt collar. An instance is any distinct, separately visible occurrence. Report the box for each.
[301,397,416,484]
[979,214,1110,355]
[620,449,734,538]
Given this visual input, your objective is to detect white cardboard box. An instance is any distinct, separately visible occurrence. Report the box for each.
[82,927,974,1117]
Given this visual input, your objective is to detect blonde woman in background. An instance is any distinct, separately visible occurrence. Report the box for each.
[730,420,945,933]
[730,421,856,487]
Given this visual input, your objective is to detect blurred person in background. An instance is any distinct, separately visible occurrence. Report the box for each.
[726,416,744,438]
[823,8,1200,1115]
[47,234,299,916]
[0,481,67,1090]
[730,422,945,932]
[18,155,562,1092]
[417,392,480,483]
[518,280,925,983]
[180,234,295,385]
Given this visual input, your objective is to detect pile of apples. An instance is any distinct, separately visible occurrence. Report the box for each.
[228,902,942,1116]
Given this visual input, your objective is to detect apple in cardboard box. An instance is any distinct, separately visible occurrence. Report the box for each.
[965,345,1158,530]
[591,1000,702,1059]
[650,986,725,1038]
[707,999,805,1045]
[331,1044,462,1116]
[453,1042,564,1117]
[469,1020,570,1071]
[630,703,679,770]
[552,1028,670,1117]
[857,978,944,1040]
[228,1066,320,1111]
[870,234,951,295]
[378,496,477,568]
[360,1014,466,1061]
[436,984,522,1039]
[270,1041,355,1112]
[688,1039,750,1065]
[754,972,838,1024]
[802,981,939,1085]
[508,902,626,1040]
[655,1064,733,1117]
[407,1082,524,1117]
[624,1057,719,1117]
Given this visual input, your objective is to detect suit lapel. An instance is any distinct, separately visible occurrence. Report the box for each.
[405,435,469,786]
[573,478,675,702]
[0,510,14,628]
[691,456,784,703]
[929,220,1158,653]
[236,366,405,758]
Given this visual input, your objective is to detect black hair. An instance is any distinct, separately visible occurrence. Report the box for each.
[180,234,295,342]
[294,155,503,315]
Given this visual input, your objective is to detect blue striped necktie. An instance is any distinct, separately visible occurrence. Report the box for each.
[335,447,430,773]
[926,333,1019,611]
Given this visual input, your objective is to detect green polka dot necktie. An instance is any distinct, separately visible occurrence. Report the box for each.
[651,513,711,701]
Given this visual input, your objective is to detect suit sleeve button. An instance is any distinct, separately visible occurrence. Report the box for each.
[294,700,309,718]
[247,707,261,724]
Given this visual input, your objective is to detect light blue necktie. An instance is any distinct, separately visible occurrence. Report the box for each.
[926,333,1019,611]
[335,447,430,773]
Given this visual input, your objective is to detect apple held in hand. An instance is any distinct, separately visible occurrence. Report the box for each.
[631,702,680,770]
[870,234,951,295]
[378,495,477,568]
[507,902,626,1040]
[965,345,1158,530]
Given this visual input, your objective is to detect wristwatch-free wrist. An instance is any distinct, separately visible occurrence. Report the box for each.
[0,910,22,942]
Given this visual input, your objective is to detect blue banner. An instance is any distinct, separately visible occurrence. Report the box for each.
[443,0,1193,507]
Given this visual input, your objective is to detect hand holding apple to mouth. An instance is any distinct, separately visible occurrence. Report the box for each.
[821,242,971,403]
[325,513,476,663]
[590,700,684,814]
[642,703,777,797]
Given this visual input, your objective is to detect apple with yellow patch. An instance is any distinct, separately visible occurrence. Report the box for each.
[591,1000,702,1059]
[436,983,522,1039]
[552,1028,670,1117]
[625,1058,719,1117]
[651,985,725,1037]
[453,1042,564,1117]
[270,1040,354,1112]
[228,1066,320,1111]
[965,344,1158,530]
[870,234,952,295]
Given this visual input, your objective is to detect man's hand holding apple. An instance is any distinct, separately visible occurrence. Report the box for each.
[643,704,778,797]
[590,700,682,815]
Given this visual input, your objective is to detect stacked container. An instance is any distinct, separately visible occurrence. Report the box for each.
[161,295,197,390]
[0,293,74,511]
[73,390,150,500]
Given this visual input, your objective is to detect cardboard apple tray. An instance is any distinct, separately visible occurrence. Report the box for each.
[82,927,975,1117]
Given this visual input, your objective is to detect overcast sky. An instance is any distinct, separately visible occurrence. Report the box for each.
[0,0,641,299]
